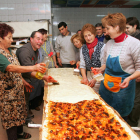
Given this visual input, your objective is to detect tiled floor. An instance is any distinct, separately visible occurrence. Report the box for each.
[0,103,140,140]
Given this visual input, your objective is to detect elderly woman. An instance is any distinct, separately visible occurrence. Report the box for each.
[80,23,105,93]
[71,33,84,67]
[0,23,52,140]
[94,13,140,120]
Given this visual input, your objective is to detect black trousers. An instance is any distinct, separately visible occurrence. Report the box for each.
[24,87,32,123]
[29,87,44,109]
[61,64,76,68]
[127,82,140,126]
[29,96,40,109]
[6,125,23,140]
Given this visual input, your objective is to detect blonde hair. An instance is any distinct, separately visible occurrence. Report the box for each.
[71,33,84,44]
[102,13,126,33]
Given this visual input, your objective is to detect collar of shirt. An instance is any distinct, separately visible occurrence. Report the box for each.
[62,30,71,37]
[96,34,104,38]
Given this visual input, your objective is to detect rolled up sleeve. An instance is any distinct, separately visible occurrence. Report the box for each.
[55,38,60,53]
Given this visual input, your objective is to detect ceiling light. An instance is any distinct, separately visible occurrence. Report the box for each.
[97,15,106,17]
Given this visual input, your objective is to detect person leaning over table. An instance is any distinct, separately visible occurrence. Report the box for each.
[93,13,140,121]
[0,23,48,140]
[16,31,57,125]
[37,29,58,111]
[38,28,58,68]
[71,33,84,67]
[80,23,105,93]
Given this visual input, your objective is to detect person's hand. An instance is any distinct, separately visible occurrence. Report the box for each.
[23,80,34,92]
[70,60,76,65]
[136,77,140,82]
[76,61,80,67]
[81,78,89,85]
[57,58,62,66]
[88,79,96,88]
[119,77,131,89]
[55,64,59,68]
[43,75,58,83]
[34,63,47,73]
[91,67,103,74]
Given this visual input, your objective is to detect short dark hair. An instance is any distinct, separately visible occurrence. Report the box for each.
[58,22,67,29]
[38,28,48,35]
[95,23,103,28]
[29,31,42,41]
[77,29,81,33]
[30,31,38,38]
[0,23,14,39]
[126,17,139,29]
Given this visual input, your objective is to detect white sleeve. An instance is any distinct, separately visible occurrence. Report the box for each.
[100,44,106,65]
[130,41,140,72]
[80,48,86,69]
[102,43,108,65]
[54,37,60,53]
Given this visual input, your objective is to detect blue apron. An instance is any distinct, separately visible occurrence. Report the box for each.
[99,40,135,117]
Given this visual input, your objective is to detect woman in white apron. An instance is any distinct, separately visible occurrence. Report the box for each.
[80,23,105,93]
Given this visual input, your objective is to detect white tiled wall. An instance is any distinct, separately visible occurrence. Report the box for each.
[0,0,51,22]
[52,8,140,45]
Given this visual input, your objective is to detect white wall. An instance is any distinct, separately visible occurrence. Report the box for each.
[52,8,140,45]
[0,0,51,22]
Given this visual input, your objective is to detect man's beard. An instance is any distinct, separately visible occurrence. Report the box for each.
[105,35,111,40]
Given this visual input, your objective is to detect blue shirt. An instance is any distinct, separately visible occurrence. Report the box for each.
[96,34,105,42]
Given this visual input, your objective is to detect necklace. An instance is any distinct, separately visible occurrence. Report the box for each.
[0,46,10,54]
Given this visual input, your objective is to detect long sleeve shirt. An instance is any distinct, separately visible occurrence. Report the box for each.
[103,35,140,74]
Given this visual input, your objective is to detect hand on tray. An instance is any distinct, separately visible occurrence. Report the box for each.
[43,75,58,83]
[81,78,89,85]
[88,78,96,88]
